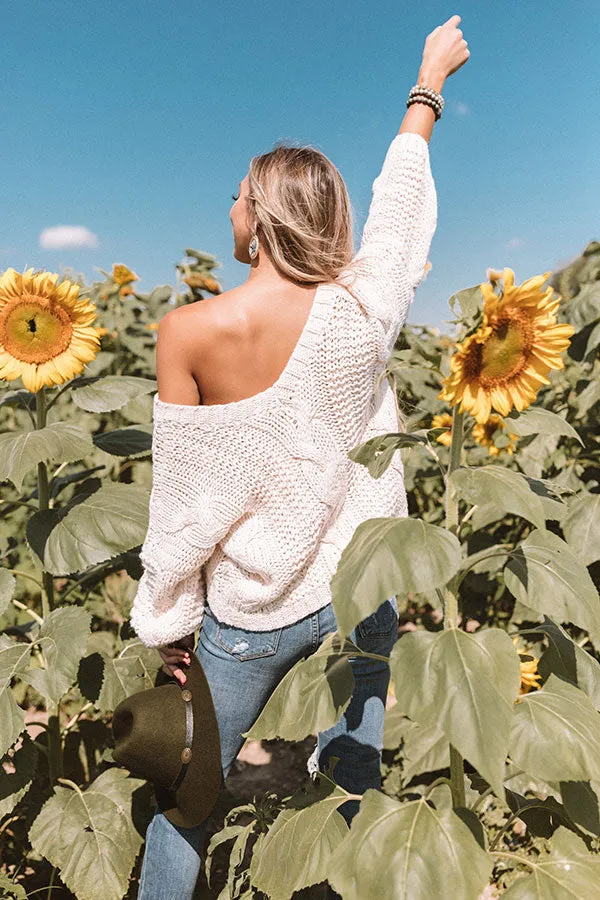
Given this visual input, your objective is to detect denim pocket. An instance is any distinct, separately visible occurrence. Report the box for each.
[214,620,283,660]
[356,597,398,639]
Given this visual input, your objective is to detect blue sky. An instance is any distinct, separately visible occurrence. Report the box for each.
[3,0,598,332]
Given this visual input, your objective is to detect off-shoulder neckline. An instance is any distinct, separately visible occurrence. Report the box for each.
[153,281,336,426]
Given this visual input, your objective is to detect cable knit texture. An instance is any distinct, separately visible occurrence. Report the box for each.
[130,131,437,647]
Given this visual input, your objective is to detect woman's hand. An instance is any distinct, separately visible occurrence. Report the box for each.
[422,14,470,82]
[158,633,195,685]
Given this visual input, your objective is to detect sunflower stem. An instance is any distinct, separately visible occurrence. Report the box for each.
[35,387,55,617]
[444,404,467,809]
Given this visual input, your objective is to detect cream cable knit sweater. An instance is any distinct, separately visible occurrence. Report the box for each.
[130,131,437,648]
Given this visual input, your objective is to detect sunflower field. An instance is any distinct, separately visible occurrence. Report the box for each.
[1,240,600,899]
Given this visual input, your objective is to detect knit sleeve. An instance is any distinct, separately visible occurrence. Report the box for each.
[129,401,256,648]
[338,130,438,335]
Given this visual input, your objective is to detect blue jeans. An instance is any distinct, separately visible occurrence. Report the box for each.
[137,595,398,900]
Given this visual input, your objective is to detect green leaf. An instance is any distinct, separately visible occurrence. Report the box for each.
[509,673,600,783]
[382,704,414,750]
[0,568,16,617]
[330,517,461,639]
[348,432,428,479]
[0,874,27,899]
[20,607,92,706]
[250,785,349,899]
[95,642,162,712]
[505,406,584,446]
[451,465,546,532]
[41,483,149,575]
[28,767,147,900]
[93,425,153,458]
[0,636,35,757]
[447,284,486,321]
[575,379,600,419]
[562,493,600,565]
[504,530,600,642]
[70,375,157,413]
[390,627,520,802]
[0,731,39,820]
[400,719,450,782]
[501,825,600,898]
[534,616,600,709]
[204,822,251,889]
[560,780,600,838]
[0,423,94,491]
[241,631,354,741]
[326,792,493,900]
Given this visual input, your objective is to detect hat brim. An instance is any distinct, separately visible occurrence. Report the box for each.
[154,652,223,828]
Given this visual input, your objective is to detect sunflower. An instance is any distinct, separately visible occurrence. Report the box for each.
[512,635,542,699]
[183,272,222,294]
[430,412,453,446]
[145,322,159,331]
[112,264,139,286]
[0,267,101,392]
[472,413,519,457]
[119,285,136,299]
[438,268,575,424]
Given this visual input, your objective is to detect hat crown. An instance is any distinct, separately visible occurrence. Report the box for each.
[112,683,185,788]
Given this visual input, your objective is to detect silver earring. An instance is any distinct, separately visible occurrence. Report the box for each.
[248,233,259,259]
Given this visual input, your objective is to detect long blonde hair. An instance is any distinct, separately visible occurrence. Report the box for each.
[246,141,355,286]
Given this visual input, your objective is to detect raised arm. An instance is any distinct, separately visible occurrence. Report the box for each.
[338,15,470,336]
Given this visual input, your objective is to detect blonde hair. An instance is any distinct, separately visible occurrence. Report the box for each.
[246,141,355,286]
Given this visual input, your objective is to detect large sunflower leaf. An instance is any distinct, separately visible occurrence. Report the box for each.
[249,784,350,899]
[69,375,157,412]
[562,493,600,565]
[534,615,600,709]
[501,825,600,898]
[330,517,461,639]
[28,766,147,900]
[509,673,600,783]
[504,529,600,641]
[390,627,520,803]
[40,483,149,575]
[20,607,92,706]
[326,792,493,900]
[0,423,94,491]
[242,631,354,742]
[451,465,546,531]
[505,405,584,446]
[0,636,35,757]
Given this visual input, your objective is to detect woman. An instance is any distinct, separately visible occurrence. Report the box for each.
[131,16,469,898]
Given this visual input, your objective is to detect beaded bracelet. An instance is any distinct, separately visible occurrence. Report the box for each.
[409,83,445,111]
[407,83,444,121]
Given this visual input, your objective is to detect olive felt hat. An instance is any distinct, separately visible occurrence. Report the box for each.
[111,651,222,828]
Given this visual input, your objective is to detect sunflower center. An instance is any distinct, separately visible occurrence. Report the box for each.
[0,296,73,364]
[465,312,534,388]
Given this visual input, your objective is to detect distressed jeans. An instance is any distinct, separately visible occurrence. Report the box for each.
[136,595,399,900]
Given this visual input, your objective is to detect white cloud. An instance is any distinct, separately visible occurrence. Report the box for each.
[505,237,525,249]
[39,225,99,250]
[454,102,470,116]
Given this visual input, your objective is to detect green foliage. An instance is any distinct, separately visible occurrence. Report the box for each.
[2,241,600,896]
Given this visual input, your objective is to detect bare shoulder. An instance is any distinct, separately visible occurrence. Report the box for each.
[158,288,248,347]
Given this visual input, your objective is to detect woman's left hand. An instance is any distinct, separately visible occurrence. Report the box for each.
[157,634,195,685]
